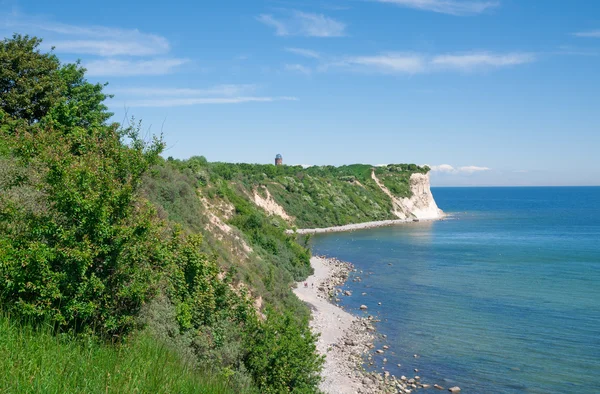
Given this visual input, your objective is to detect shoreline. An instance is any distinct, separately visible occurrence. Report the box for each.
[287,215,446,235]
[294,256,436,394]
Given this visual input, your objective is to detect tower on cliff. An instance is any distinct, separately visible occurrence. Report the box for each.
[275,154,283,166]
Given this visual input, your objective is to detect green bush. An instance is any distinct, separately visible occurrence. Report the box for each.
[243,308,324,393]
[0,121,164,338]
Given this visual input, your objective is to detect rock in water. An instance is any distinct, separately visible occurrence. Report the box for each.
[360,305,368,310]
[434,384,444,390]
[448,387,461,393]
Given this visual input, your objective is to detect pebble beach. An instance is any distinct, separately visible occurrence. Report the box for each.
[294,256,456,394]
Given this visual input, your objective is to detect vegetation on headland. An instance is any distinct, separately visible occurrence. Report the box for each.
[166,160,430,229]
[0,33,430,393]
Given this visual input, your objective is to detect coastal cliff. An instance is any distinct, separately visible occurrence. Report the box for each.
[371,170,443,221]
[192,162,443,230]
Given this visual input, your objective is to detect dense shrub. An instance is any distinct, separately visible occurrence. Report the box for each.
[0,120,164,337]
[244,309,323,393]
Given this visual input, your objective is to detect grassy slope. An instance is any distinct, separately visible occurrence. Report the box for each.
[141,160,312,323]
[0,314,244,394]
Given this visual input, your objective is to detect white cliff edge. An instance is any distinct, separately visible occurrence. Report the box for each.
[400,173,444,220]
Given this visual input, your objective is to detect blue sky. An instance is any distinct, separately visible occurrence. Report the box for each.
[1,0,599,186]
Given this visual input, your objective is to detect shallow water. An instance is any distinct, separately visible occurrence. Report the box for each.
[312,187,600,393]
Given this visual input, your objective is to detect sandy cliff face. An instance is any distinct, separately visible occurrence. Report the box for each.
[401,173,444,220]
[372,171,443,220]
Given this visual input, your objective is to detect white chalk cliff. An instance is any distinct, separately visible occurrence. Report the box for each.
[371,171,443,220]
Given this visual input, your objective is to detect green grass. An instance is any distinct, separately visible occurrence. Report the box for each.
[0,314,243,394]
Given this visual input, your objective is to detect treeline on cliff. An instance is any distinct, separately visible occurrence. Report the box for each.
[0,34,322,393]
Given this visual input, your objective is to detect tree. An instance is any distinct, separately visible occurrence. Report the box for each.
[46,61,113,128]
[0,34,112,127]
[0,34,62,123]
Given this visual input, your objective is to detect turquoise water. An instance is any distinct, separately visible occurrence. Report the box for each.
[311,187,600,393]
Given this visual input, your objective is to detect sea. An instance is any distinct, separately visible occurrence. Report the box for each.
[311,187,600,394]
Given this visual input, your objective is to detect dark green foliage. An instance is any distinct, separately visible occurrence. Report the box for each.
[0,35,62,123]
[244,309,324,393]
[0,120,164,338]
[0,34,112,127]
[45,61,113,128]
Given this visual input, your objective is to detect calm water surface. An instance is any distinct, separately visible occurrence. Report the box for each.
[311,187,600,393]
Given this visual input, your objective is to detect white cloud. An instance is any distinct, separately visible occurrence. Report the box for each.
[430,164,456,173]
[431,52,535,70]
[0,13,187,77]
[337,53,426,74]
[374,0,499,16]
[120,96,297,108]
[50,39,166,57]
[285,47,321,59]
[430,164,491,173]
[84,58,188,77]
[1,15,170,56]
[285,64,312,75]
[110,84,297,107]
[326,51,534,74]
[111,85,257,97]
[459,165,491,173]
[573,30,600,38]
[257,11,346,37]
[257,14,289,36]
